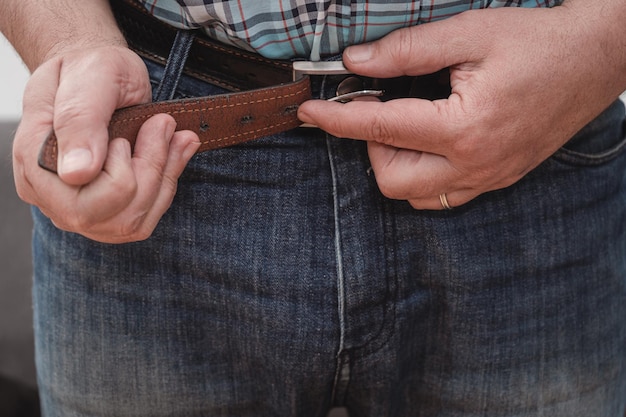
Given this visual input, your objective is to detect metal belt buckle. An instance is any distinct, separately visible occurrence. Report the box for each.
[293,61,384,128]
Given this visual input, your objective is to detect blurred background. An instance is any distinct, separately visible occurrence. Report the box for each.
[0,34,39,416]
[1,32,625,417]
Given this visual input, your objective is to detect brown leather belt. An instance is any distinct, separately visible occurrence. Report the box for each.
[38,0,314,172]
[38,0,451,173]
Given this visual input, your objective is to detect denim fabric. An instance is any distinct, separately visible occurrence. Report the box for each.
[32,53,626,416]
[153,30,195,101]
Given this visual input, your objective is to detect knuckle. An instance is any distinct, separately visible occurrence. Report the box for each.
[386,29,416,68]
[112,174,139,197]
[131,229,153,242]
[375,28,416,70]
[85,47,151,107]
[118,214,151,241]
[53,102,95,135]
[64,211,94,233]
[82,213,151,243]
[450,134,480,160]
[14,186,34,205]
[320,113,349,139]
[144,157,169,179]
[446,115,488,162]
[374,170,405,200]
[409,200,422,210]
[367,112,397,145]
[12,168,33,205]
[118,56,152,104]
[162,178,179,201]
[50,218,71,233]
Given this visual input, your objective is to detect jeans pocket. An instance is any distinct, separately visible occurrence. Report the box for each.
[552,100,626,166]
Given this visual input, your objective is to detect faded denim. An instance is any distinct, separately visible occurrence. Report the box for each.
[32,44,626,416]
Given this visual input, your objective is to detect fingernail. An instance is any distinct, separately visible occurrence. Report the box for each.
[346,43,373,64]
[164,119,177,140]
[183,141,201,160]
[296,101,315,124]
[297,111,313,125]
[59,148,93,175]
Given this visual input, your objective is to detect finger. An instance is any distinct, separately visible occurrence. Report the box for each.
[138,129,200,234]
[80,127,199,243]
[366,142,481,208]
[53,49,150,185]
[63,112,172,236]
[39,137,136,233]
[19,61,59,137]
[128,114,179,216]
[70,138,137,227]
[55,113,174,229]
[367,142,458,200]
[298,97,459,154]
[132,116,198,211]
[97,114,190,239]
[73,115,175,236]
[13,64,69,206]
[342,12,482,78]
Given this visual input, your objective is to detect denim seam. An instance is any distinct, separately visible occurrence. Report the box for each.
[327,133,350,404]
[322,70,351,403]
[552,133,626,166]
[154,30,196,101]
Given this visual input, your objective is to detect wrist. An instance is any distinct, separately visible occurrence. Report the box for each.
[41,35,128,70]
[560,0,626,95]
[1,0,127,71]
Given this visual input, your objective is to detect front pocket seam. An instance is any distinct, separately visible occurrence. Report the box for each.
[552,135,626,166]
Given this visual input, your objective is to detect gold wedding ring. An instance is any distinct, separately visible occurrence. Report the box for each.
[439,193,452,210]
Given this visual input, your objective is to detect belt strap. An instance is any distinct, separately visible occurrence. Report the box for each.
[38,0,312,173]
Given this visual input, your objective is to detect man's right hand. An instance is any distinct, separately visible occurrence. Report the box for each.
[12,46,200,243]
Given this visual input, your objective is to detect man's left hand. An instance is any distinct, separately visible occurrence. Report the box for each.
[298,4,624,209]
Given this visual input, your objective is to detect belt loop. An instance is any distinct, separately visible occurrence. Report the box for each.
[154,30,196,101]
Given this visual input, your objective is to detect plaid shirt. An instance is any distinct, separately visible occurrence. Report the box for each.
[137,0,562,60]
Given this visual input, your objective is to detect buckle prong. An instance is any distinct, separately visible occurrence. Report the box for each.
[329,89,384,103]
[294,61,384,128]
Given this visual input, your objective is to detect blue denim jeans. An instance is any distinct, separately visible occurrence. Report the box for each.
[32,41,626,416]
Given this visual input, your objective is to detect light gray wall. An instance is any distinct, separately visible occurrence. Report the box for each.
[0,35,28,121]
[1,36,36,386]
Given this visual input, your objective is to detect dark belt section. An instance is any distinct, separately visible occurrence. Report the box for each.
[38,0,451,173]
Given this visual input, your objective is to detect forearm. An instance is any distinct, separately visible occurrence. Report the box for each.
[0,0,126,71]
[561,0,626,98]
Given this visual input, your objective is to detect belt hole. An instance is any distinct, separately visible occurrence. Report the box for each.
[283,105,299,115]
[240,115,254,124]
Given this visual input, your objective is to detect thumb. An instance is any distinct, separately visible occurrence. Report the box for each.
[52,47,151,185]
[343,13,480,78]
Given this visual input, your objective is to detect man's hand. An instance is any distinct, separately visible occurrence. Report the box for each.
[298,2,626,209]
[12,46,200,243]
